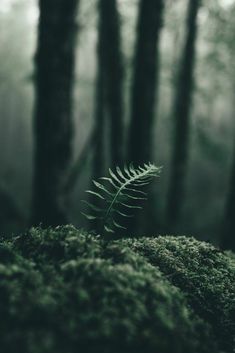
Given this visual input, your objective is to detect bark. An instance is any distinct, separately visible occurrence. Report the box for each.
[92,0,123,181]
[167,0,201,225]
[100,0,124,167]
[106,0,124,167]
[128,0,164,166]
[126,0,164,234]
[92,1,106,181]
[221,144,235,251]
[32,0,79,227]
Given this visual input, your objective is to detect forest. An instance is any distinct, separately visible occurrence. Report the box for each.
[0,0,234,352]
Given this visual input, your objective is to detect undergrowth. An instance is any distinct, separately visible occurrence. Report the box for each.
[0,225,234,353]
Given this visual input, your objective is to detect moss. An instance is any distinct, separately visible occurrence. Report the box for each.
[123,236,235,353]
[0,226,234,353]
[12,225,102,263]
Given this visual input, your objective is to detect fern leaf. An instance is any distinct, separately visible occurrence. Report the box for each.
[85,190,105,200]
[118,201,142,209]
[100,177,119,190]
[104,224,114,233]
[81,213,101,221]
[121,192,147,201]
[92,181,114,197]
[124,186,147,196]
[82,163,161,233]
[108,168,122,186]
[111,219,127,230]
[81,200,103,213]
[116,166,127,181]
[115,210,134,218]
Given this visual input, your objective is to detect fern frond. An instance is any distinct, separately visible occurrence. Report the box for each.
[82,163,162,233]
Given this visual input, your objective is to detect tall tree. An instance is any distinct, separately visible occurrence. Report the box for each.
[222,148,235,251]
[103,0,124,167]
[89,0,123,233]
[32,0,79,227]
[167,0,201,226]
[220,4,235,252]
[92,0,107,182]
[128,0,164,166]
[93,0,123,175]
[88,0,123,232]
[126,0,164,234]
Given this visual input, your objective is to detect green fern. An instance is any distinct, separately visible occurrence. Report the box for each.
[82,163,162,233]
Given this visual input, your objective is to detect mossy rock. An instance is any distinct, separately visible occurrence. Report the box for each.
[0,225,234,353]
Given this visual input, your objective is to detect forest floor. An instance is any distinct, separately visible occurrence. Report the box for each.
[0,225,234,353]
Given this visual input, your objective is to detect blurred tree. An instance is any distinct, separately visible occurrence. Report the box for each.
[104,0,124,167]
[128,0,164,165]
[167,0,201,226]
[94,0,124,172]
[222,152,235,251]
[220,2,235,251]
[32,0,80,227]
[126,0,164,234]
[92,0,107,181]
[88,0,123,232]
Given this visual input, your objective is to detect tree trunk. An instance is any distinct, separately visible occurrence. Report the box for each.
[100,0,124,167]
[126,0,164,234]
[167,0,201,226]
[128,0,164,166]
[89,0,123,233]
[31,0,79,227]
[93,17,105,181]
[92,0,123,180]
[221,144,235,251]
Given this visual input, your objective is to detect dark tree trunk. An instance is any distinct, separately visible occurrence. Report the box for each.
[93,16,105,181]
[100,0,124,167]
[128,0,164,166]
[221,145,235,251]
[92,0,123,180]
[167,0,201,226]
[126,0,164,235]
[89,0,123,233]
[31,0,79,227]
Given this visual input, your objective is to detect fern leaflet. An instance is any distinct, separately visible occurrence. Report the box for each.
[82,163,162,233]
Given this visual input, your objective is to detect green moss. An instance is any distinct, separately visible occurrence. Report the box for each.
[123,236,235,353]
[12,225,102,263]
[0,226,234,353]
